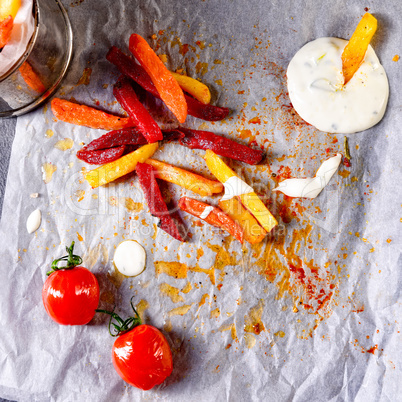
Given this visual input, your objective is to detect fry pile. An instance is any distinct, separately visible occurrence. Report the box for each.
[50,33,278,243]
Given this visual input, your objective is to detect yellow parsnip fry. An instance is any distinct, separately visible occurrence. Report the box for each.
[204,150,277,233]
[171,72,211,105]
[145,158,223,196]
[219,197,266,244]
[341,13,377,85]
[85,143,158,188]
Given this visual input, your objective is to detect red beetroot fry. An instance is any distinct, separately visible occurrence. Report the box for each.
[113,76,163,143]
[136,163,184,241]
[77,146,126,165]
[161,129,185,142]
[179,197,243,243]
[106,46,230,122]
[176,128,264,165]
[183,94,229,121]
[81,128,148,152]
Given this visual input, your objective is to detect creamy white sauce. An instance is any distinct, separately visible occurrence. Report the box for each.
[287,37,389,134]
[113,240,146,277]
[200,206,214,219]
[26,209,41,233]
[273,153,342,198]
[221,176,254,201]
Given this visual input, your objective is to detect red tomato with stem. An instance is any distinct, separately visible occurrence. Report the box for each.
[97,298,173,390]
[42,242,100,325]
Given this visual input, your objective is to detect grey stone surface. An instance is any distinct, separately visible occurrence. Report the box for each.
[0,118,16,218]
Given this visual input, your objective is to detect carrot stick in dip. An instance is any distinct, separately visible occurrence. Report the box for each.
[341,13,377,85]
[51,98,132,130]
[179,197,243,243]
[0,15,13,48]
[129,34,187,123]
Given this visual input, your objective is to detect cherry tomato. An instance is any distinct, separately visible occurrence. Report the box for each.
[112,324,173,390]
[42,242,100,325]
[96,298,173,390]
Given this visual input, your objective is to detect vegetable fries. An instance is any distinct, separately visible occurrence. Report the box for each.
[113,75,163,143]
[171,72,211,105]
[179,197,243,243]
[19,62,46,93]
[106,46,229,122]
[219,197,266,244]
[0,15,13,48]
[129,33,188,123]
[85,143,158,188]
[145,159,223,196]
[51,98,132,130]
[204,150,277,233]
[342,13,377,85]
[136,163,184,241]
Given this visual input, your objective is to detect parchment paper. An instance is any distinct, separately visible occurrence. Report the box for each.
[0,1,401,401]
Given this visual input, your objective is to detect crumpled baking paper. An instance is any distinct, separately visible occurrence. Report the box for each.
[0,0,34,77]
[0,0,401,401]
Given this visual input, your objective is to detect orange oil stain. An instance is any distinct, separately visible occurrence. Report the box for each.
[244,299,265,335]
[136,299,149,322]
[45,129,54,138]
[77,67,92,86]
[168,304,193,317]
[219,323,238,341]
[195,61,208,76]
[198,293,209,308]
[74,189,85,202]
[338,169,351,178]
[76,232,84,242]
[54,138,73,151]
[159,283,184,303]
[42,162,57,184]
[124,198,143,213]
[181,282,192,293]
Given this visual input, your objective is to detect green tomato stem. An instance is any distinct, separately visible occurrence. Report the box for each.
[46,241,83,276]
[96,297,142,337]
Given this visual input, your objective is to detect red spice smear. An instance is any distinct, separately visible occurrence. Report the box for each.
[136,163,184,241]
[366,345,378,355]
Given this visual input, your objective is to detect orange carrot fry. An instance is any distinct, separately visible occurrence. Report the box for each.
[19,61,46,93]
[145,159,223,196]
[342,13,377,85]
[179,196,243,243]
[0,15,13,48]
[129,33,187,123]
[51,98,132,130]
